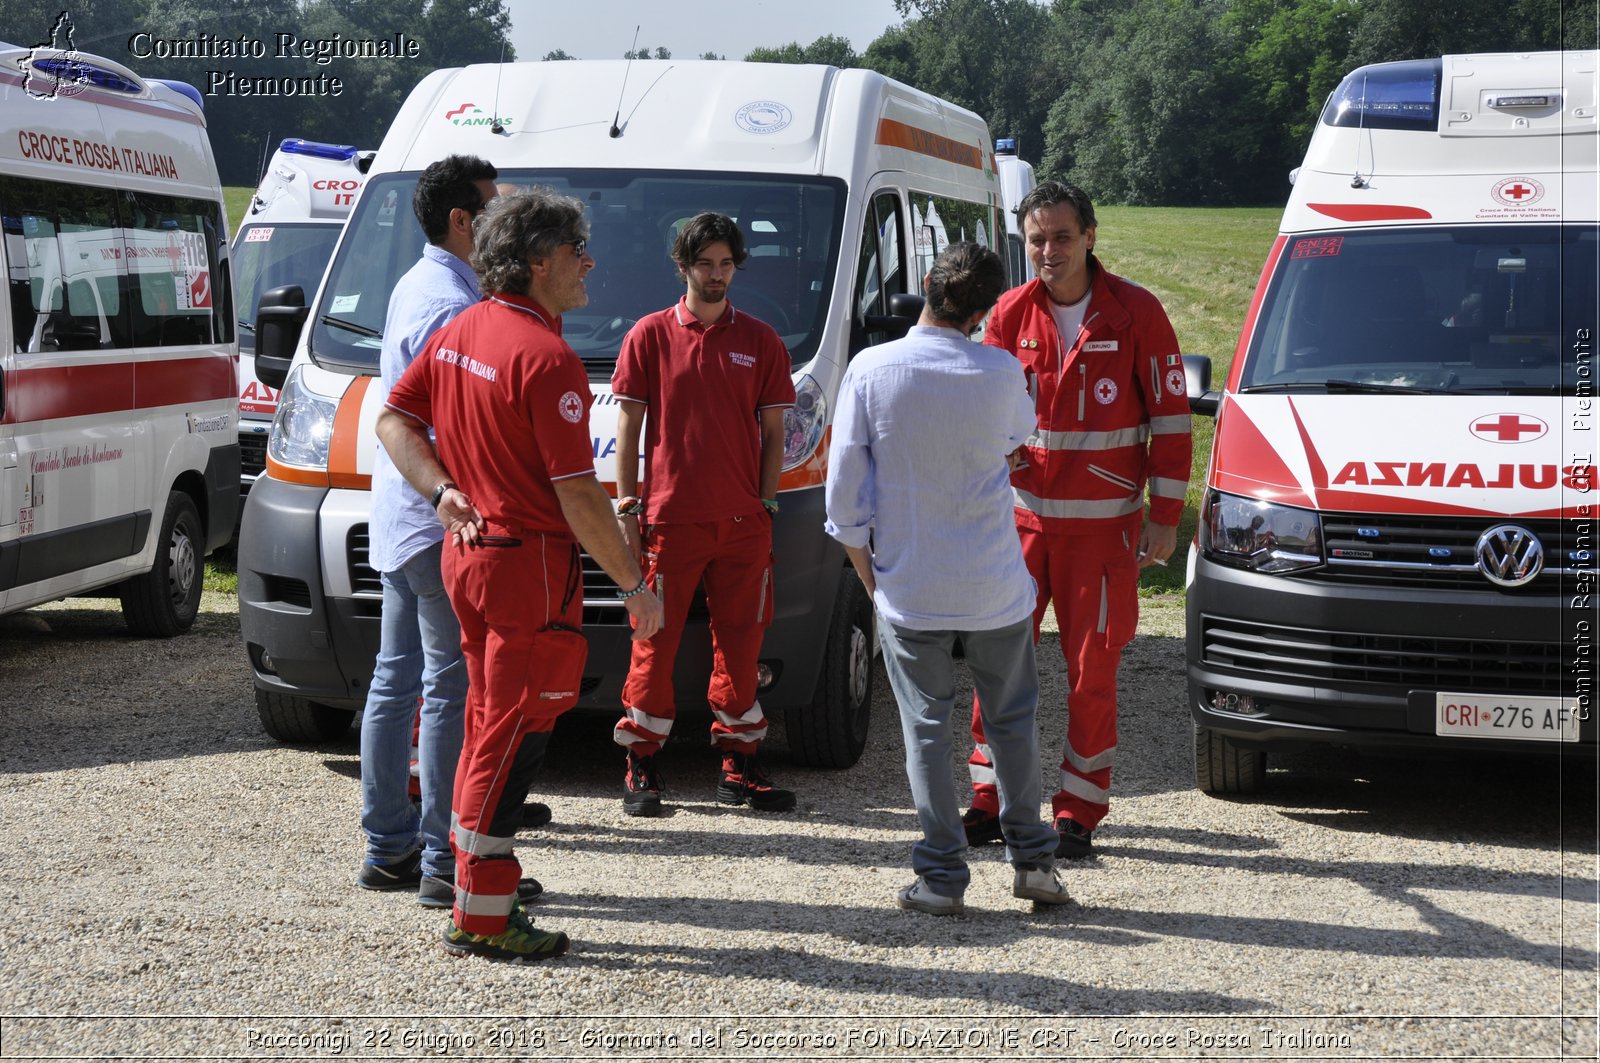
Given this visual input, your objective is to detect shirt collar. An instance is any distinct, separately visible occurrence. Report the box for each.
[422,242,481,298]
[908,323,968,340]
[673,295,737,330]
[487,290,561,334]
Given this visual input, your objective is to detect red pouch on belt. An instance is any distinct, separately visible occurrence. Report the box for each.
[525,622,588,719]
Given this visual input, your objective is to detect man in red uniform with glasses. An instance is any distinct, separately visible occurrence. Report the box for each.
[609,212,798,817]
[379,187,663,963]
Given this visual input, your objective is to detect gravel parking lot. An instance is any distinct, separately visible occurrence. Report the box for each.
[0,591,1595,1061]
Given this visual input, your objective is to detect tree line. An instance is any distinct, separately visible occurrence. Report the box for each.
[5,0,1595,203]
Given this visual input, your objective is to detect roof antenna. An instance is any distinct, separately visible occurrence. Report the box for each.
[1350,73,1369,188]
[610,25,639,139]
[490,36,508,135]
[255,130,273,186]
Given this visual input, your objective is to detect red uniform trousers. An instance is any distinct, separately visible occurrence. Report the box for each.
[613,514,775,756]
[969,523,1140,830]
[444,531,581,936]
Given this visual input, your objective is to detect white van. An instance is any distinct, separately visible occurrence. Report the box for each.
[0,42,238,634]
[1185,51,1598,791]
[994,137,1036,283]
[238,60,1014,760]
[233,139,372,498]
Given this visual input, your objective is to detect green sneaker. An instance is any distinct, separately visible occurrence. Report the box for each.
[441,906,569,964]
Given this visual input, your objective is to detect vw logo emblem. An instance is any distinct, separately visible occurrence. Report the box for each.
[1475,524,1544,587]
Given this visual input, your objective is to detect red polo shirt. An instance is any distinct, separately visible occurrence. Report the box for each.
[612,297,795,524]
[386,292,595,536]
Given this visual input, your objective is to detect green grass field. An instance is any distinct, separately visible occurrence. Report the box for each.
[213,195,1283,596]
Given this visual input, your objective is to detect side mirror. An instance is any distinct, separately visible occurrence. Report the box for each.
[254,284,308,390]
[865,292,924,339]
[1184,354,1220,417]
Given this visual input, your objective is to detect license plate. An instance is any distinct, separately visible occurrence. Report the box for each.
[1435,694,1581,742]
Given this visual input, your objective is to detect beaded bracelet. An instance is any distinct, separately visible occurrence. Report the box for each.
[618,578,649,600]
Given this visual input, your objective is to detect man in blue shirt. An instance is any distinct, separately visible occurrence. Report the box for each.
[359,155,542,909]
[824,242,1068,914]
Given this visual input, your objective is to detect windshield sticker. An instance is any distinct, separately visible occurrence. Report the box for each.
[330,294,360,313]
[245,227,273,242]
[1291,236,1343,259]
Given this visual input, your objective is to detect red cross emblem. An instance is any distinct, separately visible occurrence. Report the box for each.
[1503,183,1534,200]
[1471,413,1546,443]
[1094,378,1118,404]
[1492,177,1545,207]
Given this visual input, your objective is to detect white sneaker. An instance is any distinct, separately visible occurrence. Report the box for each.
[896,877,964,915]
[1013,864,1071,905]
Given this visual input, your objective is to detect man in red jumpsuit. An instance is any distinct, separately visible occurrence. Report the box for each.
[609,212,797,816]
[963,181,1191,859]
[379,188,663,963]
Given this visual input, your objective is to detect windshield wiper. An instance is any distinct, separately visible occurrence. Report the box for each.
[1244,379,1446,395]
[321,314,382,339]
[238,321,255,333]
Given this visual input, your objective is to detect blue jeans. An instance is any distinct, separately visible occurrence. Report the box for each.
[359,541,466,877]
[878,616,1057,897]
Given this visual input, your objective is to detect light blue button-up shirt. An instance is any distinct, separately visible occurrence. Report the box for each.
[368,243,482,573]
[824,324,1037,631]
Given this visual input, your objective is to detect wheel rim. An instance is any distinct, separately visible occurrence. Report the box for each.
[847,621,869,708]
[169,523,198,604]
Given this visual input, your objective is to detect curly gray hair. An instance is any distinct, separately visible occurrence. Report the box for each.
[470,187,589,295]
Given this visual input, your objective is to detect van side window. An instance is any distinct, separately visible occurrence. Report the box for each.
[1,176,229,353]
[909,191,1003,282]
[852,191,905,354]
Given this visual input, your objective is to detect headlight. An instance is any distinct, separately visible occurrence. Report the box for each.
[782,374,827,471]
[267,365,339,470]
[1200,491,1322,574]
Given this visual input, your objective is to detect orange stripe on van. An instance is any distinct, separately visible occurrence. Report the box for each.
[778,426,830,492]
[875,119,984,170]
[327,375,373,490]
[1308,203,1432,222]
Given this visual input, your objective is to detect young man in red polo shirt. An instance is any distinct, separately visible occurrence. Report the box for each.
[610,212,797,816]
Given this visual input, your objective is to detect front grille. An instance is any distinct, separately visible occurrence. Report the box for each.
[346,524,381,595]
[239,433,268,485]
[1200,615,1570,696]
[580,551,708,626]
[1307,514,1593,591]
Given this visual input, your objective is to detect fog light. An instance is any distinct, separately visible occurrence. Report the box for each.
[256,647,277,676]
[756,662,777,690]
[1210,691,1258,715]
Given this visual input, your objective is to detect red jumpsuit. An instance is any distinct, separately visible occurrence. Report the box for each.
[968,267,1192,830]
[386,293,596,936]
[610,300,795,755]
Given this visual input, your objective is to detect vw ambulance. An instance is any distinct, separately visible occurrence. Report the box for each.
[0,42,238,636]
[238,60,1012,761]
[1185,51,1598,791]
[233,139,372,499]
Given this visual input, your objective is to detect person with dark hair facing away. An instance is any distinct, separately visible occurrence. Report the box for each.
[961,181,1192,860]
[825,242,1068,914]
[360,154,541,907]
[610,211,798,816]
[378,188,664,963]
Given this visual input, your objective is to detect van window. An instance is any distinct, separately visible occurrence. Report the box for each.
[853,191,907,353]
[310,170,846,374]
[1239,224,1598,395]
[0,175,231,353]
[909,191,1003,282]
[234,222,342,343]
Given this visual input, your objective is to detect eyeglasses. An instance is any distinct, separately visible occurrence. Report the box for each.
[563,238,587,258]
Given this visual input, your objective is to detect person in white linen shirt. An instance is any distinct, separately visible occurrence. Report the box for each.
[824,241,1069,915]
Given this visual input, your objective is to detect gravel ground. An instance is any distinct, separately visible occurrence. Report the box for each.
[0,591,1595,1061]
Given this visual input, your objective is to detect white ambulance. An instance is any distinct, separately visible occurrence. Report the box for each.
[238,60,1013,759]
[0,42,238,634]
[233,139,371,498]
[1185,51,1598,791]
[994,136,1036,283]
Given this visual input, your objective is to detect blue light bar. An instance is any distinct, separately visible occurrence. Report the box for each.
[31,56,140,93]
[280,138,360,161]
[150,79,204,110]
[1321,58,1441,132]
[995,137,1017,154]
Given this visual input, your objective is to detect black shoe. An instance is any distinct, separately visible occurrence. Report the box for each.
[418,873,544,909]
[519,801,553,831]
[356,848,423,891]
[961,807,1004,846]
[717,752,797,812]
[623,752,664,817]
[1055,816,1094,859]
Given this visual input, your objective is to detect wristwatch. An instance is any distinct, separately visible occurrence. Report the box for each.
[428,481,456,509]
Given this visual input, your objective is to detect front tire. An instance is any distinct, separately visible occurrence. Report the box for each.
[256,688,355,743]
[120,491,203,637]
[1194,720,1267,794]
[788,569,874,768]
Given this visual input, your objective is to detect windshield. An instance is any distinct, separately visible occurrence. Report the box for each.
[1240,224,1598,395]
[309,169,846,374]
[233,222,341,349]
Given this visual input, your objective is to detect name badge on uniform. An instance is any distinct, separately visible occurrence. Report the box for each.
[1083,340,1119,352]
